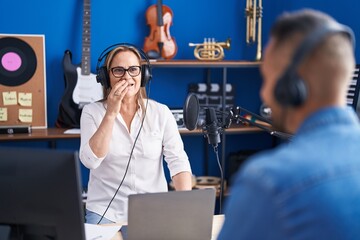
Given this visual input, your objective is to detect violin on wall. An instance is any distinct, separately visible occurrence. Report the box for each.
[143,0,177,59]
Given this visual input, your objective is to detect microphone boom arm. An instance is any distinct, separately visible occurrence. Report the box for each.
[220,106,292,141]
[234,114,292,140]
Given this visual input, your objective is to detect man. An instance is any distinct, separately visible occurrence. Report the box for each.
[218,9,360,239]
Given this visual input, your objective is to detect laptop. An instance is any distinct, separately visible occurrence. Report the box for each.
[124,188,216,240]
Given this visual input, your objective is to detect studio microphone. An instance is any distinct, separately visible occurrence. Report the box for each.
[204,108,221,147]
[183,93,222,147]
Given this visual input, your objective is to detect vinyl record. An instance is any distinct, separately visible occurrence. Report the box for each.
[0,37,37,86]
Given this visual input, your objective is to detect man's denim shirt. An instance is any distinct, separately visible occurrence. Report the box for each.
[219,106,360,240]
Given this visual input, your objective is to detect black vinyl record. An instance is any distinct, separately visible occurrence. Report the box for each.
[0,37,37,86]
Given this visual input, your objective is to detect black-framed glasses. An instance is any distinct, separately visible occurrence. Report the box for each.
[110,66,141,78]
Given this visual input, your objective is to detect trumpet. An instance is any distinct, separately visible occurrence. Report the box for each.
[189,38,231,61]
[245,0,262,60]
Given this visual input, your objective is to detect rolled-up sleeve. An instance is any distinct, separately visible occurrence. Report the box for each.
[162,106,192,177]
[79,104,106,169]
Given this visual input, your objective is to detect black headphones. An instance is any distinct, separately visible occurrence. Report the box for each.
[274,23,355,107]
[96,43,152,90]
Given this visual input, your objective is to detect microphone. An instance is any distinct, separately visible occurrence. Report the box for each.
[183,93,222,147]
[204,108,221,147]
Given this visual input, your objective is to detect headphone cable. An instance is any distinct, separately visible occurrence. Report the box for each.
[97,82,151,224]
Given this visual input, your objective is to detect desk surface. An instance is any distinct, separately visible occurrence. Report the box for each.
[109,214,225,240]
[0,128,80,141]
[0,127,262,141]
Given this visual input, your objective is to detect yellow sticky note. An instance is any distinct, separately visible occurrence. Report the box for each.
[19,109,33,123]
[18,92,32,106]
[2,91,17,105]
[0,108,7,121]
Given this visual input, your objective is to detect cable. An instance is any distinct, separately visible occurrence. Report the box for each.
[97,82,151,224]
[212,145,224,214]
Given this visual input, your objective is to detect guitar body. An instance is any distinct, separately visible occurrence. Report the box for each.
[56,50,82,128]
[73,68,103,105]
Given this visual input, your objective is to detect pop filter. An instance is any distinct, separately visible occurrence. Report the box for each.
[183,93,200,130]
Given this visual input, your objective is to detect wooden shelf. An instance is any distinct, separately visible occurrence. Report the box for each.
[0,127,262,142]
[179,126,262,136]
[0,128,79,142]
[149,59,261,68]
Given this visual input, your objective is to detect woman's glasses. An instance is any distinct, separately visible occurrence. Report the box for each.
[110,66,141,78]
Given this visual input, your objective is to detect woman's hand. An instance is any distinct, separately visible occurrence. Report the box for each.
[106,80,129,117]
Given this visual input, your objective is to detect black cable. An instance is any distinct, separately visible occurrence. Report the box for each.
[212,145,224,214]
[97,82,151,224]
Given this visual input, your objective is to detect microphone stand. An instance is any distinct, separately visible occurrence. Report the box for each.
[221,106,293,141]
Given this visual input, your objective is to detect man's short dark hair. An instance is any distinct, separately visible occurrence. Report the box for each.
[270,9,337,46]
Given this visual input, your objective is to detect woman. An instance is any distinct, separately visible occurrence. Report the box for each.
[79,44,192,224]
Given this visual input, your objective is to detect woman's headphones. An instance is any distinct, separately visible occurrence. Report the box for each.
[274,23,355,107]
[96,43,152,90]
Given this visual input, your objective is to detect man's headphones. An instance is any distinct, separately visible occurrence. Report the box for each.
[96,43,152,90]
[274,23,355,107]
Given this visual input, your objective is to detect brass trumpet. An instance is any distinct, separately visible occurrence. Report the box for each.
[245,0,262,60]
[189,38,231,61]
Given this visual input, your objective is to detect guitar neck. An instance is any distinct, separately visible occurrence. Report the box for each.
[81,0,91,75]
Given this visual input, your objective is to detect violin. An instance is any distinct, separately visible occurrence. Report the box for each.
[143,0,177,59]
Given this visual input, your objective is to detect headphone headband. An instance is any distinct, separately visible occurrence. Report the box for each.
[96,43,151,72]
[96,43,152,89]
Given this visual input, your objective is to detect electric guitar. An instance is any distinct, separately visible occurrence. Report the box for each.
[56,0,103,128]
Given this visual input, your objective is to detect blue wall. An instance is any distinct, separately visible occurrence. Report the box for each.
[1,0,358,185]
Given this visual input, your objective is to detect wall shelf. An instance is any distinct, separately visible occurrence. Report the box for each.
[150,59,261,68]
[0,126,262,142]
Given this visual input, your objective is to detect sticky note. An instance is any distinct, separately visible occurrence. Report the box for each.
[2,91,17,105]
[0,108,7,121]
[19,109,33,123]
[18,92,32,106]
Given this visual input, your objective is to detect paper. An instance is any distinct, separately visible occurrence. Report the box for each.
[2,91,17,105]
[19,109,33,123]
[64,128,81,134]
[0,108,7,121]
[18,92,32,106]
[84,223,122,240]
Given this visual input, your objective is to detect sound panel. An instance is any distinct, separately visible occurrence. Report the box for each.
[0,34,47,128]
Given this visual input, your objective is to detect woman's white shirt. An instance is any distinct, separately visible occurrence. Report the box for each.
[79,99,192,222]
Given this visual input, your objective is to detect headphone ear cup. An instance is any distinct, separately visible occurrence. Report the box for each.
[274,72,307,107]
[141,64,152,87]
[96,66,110,90]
